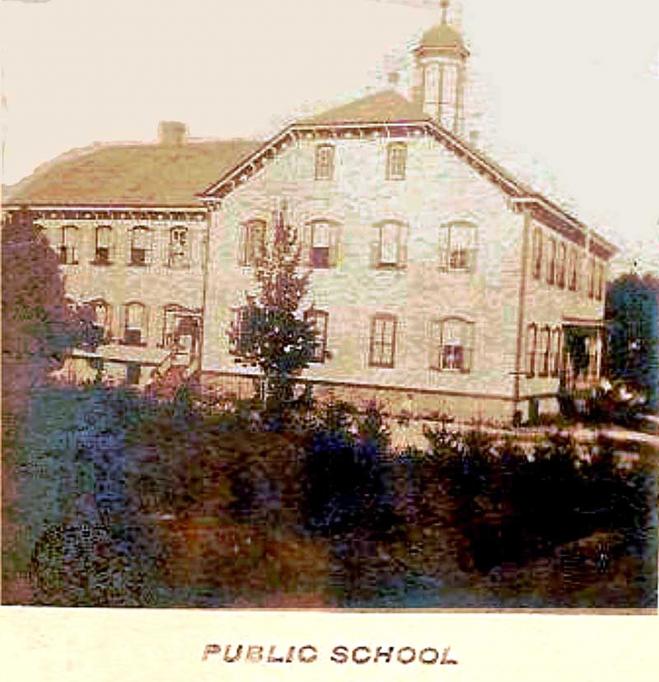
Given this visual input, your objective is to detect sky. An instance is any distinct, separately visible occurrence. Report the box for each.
[2,0,658,273]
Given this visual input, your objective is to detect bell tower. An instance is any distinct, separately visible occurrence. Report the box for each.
[412,0,469,136]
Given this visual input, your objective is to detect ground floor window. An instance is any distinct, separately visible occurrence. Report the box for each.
[432,317,474,372]
[126,363,141,385]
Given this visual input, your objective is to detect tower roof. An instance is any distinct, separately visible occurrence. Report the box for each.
[417,1,469,57]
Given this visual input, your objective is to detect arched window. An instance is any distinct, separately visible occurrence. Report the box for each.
[124,302,146,345]
[568,247,579,291]
[431,317,475,373]
[439,222,478,272]
[130,226,152,266]
[532,227,543,280]
[526,323,538,377]
[304,309,329,363]
[59,225,79,264]
[94,226,113,265]
[372,221,407,268]
[386,142,407,180]
[595,261,604,301]
[238,219,266,266]
[315,145,335,181]
[168,226,190,267]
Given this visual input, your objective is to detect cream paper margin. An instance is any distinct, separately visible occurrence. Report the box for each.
[1,0,658,679]
[1,609,659,681]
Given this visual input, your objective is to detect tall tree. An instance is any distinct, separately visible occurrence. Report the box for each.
[229,202,318,407]
[605,272,659,409]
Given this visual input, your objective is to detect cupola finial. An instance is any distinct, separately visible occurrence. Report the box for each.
[440,0,450,25]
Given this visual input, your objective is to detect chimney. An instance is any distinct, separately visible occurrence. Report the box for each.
[158,121,187,146]
[469,130,480,147]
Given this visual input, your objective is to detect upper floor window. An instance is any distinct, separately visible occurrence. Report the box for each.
[556,242,566,288]
[373,221,407,268]
[438,222,477,272]
[130,226,152,266]
[538,325,551,377]
[304,309,329,363]
[124,302,146,345]
[568,247,579,291]
[169,226,190,268]
[546,237,557,285]
[315,145,335,180]
[526,323,537,377]
[431,317,474,373]
[532,227,543,280]
[386,142,407,180]
[306,221,339,269]
[59,225,79,265]
[238,220,266,267]
[369,314,397,368]
[94,226,113,265]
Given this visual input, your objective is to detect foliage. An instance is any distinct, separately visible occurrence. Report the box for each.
[228,204,317,407]
[606,272,659,409]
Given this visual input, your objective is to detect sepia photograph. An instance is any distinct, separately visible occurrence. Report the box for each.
[2,0,657,616]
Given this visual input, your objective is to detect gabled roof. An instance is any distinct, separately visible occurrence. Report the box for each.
[199,89,617,259]
[5,139,260,208]
[299,90,428,125]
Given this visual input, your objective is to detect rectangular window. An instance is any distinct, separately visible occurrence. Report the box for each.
[315,145,335,180]
[369,314,397,368]
[568,249,579,291]
[532,227,543,280]
[526,324,537,377]
[310,222,330,268]
[231,306,257,355]
[374,222,406,268]
[169,226,190,268]
[546,237,557,285]
[588,256,595,298]
[305,309,328,363]
[435,318,474,373]
[386,142,407,180]
[556,242,566,288]
[439,223,477,272]
[539,326,551,377]
[551,327,562,377]
[126,363,141,385]
[239,221,266,266]
[595,262,604,301]
[60,226,79,265]
[130,227,151,266]
[95,226,113,265]
[124,303,145,345]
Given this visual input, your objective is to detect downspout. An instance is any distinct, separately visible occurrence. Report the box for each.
[199,201,215,384]
[513,208,532,416]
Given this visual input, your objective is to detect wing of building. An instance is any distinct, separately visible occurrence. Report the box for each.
[3,3,617,421]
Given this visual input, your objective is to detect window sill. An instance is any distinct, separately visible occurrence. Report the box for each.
[90,260,113,267]
[119,341,147,347]
[127,262,149,268]
[368,363,395,369]
[375,263,405,271]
